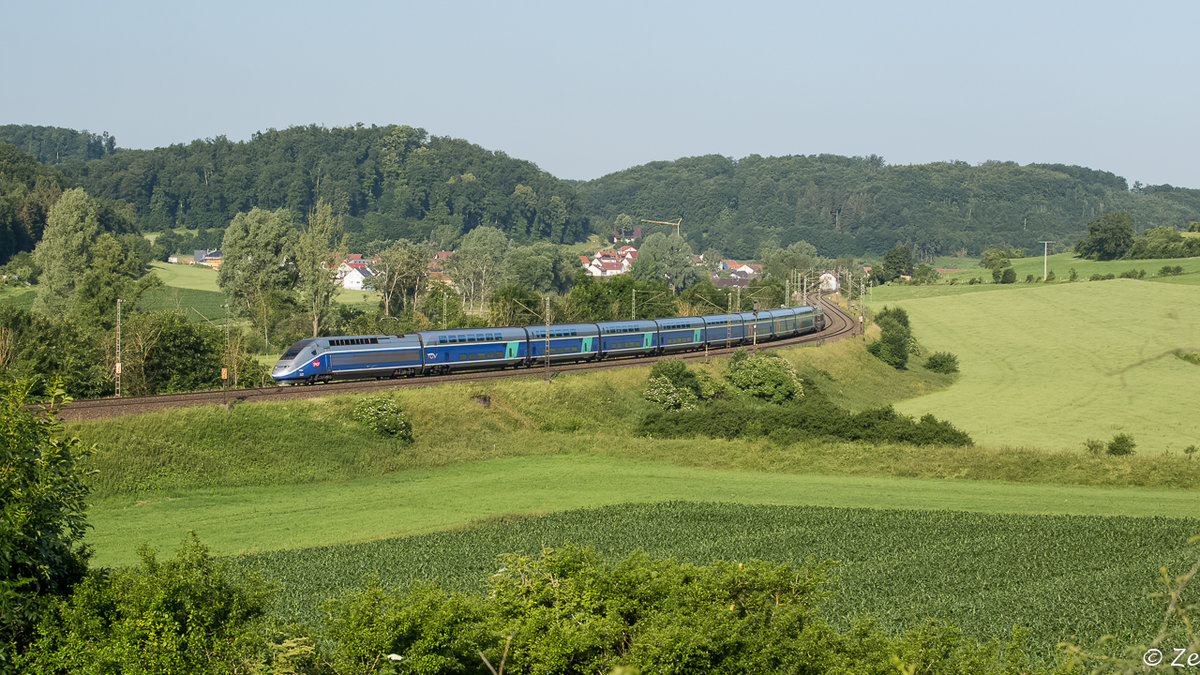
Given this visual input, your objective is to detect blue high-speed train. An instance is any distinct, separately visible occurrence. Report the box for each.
[271,304,824,384]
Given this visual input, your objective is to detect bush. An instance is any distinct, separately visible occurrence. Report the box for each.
[638,390,973,447]
[1158,265,1184,276]
[1000,268,1016,284]
[1,379,93,657]
[21,535,269,674]
[1117,269,1146,279]
[1083,439,1105,455]
[644,359,723,411]
[868,313,910,369]
[724,351,802,404]
[1106,433,1136,456]
[924,351,959,374]
[1045,270,1056,281]
[352,394,414,441]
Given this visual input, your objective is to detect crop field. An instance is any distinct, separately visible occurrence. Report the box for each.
[871,279,1200,452]
[224,501,1199,660]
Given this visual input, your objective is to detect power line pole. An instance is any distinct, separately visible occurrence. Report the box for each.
[115,298,122,397]
[544,296,551,383]
[1039,241,1055,280]
[631,288,637,320]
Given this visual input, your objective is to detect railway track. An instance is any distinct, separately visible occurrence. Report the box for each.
[55,296,859,421]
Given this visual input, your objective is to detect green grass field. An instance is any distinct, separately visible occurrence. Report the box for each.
[85,453,1200,568]
[223,501,1199,659]
[875,280,1200,452]
[930,253,1200,284]
[0,285,35,309]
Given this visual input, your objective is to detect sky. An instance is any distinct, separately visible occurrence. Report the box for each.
[3,0,1198,188]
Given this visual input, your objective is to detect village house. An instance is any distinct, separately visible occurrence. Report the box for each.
[582,246,637,277]
[192,249,223,268]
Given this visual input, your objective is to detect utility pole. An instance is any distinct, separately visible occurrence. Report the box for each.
[631,288,637,320]
[222,304,229,405]
[442,291,447,329]
[115,298,122,397]
[544,296,551,382]
[752,300,760,353]
[1039,241,1055,280]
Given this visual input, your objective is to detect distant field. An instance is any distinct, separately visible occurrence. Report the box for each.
[882,280,1200,452]
[930,253,1200,284]
[0,286,35,309]
[150,260,220,291]
[224,501,1200,660]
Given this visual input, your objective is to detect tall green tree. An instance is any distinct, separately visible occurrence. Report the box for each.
[444,226,508,312]
[31,189,103,316]
[217,208,299,349]
[31,188,153,326]
[367,238,431,316]
[296,200,345,337]
[879,244,914,282]
[631,232,698,293]
[1075,212,1135,260]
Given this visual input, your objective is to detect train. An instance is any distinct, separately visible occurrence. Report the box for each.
[271,304,825,384]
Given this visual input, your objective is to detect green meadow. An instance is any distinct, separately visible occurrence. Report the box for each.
[872,279,1200,452]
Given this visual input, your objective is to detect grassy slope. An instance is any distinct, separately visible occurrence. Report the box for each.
[87,453,1200,568]
[874,279,1200,452]
[76,336,1200,566]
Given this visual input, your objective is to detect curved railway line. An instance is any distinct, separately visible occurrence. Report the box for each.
[54,295,858,421]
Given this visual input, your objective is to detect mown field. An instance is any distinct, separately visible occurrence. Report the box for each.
[872,276,1200,452]
[225,501,1198,660]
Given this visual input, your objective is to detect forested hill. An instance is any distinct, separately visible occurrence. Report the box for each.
[0,124,590,250]
[576,154,1200,259]
[5,124,1200,260]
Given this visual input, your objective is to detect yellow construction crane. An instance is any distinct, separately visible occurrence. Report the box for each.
[640,217,682,237]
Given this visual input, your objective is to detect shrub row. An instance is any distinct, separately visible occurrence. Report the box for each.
[639,384,973,447]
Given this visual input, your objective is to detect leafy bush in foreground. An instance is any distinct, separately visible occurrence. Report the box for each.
[320,545,1061,674]
[21,536,268,675]
[352,393,414,441]
[725,350,802,404]
[642,358,722,411]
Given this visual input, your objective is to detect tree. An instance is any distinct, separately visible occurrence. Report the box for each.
[760,240,819,281]
[367,239,431,316]
[1075,212,1134,260]
[32,189,102,316]
[979,246,1012,273]
[631,232,698,293]
[868,306,911,368]
[295,199,345,337]
[1,379,92,654]
[217,208,299,349]
[444,226,508,312]
[875,244,913,283]
[1000,267,1016,284]
[31,189,155,328]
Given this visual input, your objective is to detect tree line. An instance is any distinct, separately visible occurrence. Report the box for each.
[5,124,1200,267]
